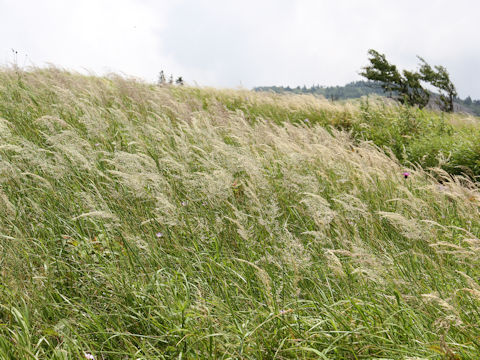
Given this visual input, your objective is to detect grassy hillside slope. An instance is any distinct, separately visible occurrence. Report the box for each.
[0,68,480,359]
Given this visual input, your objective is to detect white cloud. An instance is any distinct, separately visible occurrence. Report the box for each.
[0,0,479,97]
[0,0,177,80]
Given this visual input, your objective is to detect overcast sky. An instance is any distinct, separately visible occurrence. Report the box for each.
[1,0,479,98]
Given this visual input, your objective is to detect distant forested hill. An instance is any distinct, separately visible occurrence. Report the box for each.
[254,81,480,116]
[254,81,386,100]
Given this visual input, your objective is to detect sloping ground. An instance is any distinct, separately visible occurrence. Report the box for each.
[0,68,480,359]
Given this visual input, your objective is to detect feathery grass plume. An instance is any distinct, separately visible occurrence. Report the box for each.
[324,249,346,278]
[35,115,71,134]
[421,292,462,327]
[224,206,254,242]
[0,157,20,183]
[0,188,15,218]
[0,118,12,139]
[332,193,370,221]
[71,210,119,222]
[429,241,475,259]
[300,193,336,227]
[278,228,311,269]
[106,150,166,197]
[152,193,180,226]
[462,237,480,255]
[378,211,426,241]
[46,130,94,171]
[12,140,67,179]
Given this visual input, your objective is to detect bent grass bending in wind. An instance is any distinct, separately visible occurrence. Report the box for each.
[0,68,479,359]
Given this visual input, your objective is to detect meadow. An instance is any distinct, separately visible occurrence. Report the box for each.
[0,68,479,359]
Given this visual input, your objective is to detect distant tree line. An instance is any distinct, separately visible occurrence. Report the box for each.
[458,97,480,116]
[254,81,387,100]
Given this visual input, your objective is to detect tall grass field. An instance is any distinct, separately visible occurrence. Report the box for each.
[0,68,479,359]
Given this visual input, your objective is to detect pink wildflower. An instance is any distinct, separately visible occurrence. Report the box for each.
[403,172,410,179]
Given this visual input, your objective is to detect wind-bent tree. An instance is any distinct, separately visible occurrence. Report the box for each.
[360,49,430,108]
[418,57,457,112]
[401,70,430,109]
[360,49,403,98]
[361,50,457,112]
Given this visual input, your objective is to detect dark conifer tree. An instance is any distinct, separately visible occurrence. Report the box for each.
[157,70,166,85]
